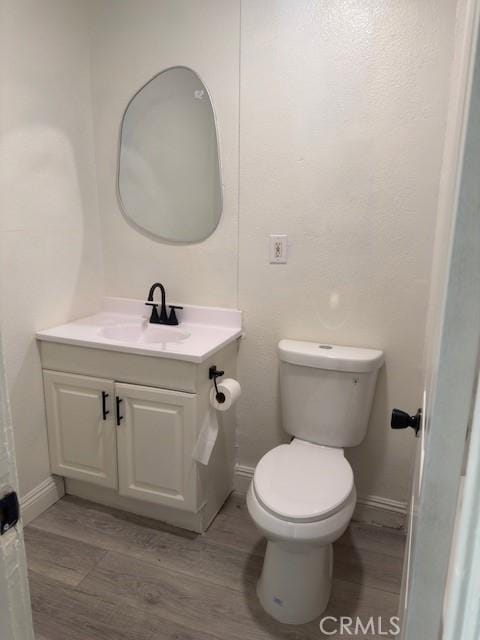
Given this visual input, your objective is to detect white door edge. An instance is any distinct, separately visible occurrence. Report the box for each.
[443,372,480,639]
[0,329,34,640]
[400,0,480,635]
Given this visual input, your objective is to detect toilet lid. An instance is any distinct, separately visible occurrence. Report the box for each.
[253,442,354,522]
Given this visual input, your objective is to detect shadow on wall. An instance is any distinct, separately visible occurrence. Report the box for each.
[0,124,103,496]
[0,124,101,321]
[344,363,389,499]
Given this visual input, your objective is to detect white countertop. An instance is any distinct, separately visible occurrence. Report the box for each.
[36,297,243,363]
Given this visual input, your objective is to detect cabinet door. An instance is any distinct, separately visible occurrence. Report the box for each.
[116,383,197,511]
[43,370,117,489]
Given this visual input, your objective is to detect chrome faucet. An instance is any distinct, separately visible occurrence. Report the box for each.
[145,283,183,325]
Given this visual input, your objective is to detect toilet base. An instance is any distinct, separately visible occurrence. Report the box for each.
[256,539,333,625]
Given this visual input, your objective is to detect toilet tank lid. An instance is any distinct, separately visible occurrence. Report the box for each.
[278,340,384,373]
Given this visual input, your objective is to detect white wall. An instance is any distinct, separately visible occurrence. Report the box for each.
[87,0,458,508]
[88,0,240,307]
[1,0,460,512]
[0,0,103,498]
[423,0,474,392]
[237,0,458,506]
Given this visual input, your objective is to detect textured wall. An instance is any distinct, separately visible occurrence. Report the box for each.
[0,0,103,497]
[236,0,458,504]
[1,0,460,510]
[88,0,459,507]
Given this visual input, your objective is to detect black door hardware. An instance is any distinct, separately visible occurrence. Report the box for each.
[391,408,422,435]
[116,396,124,426]
[0,491,20,535]
[145,282,183,325]
[101,391,110,421]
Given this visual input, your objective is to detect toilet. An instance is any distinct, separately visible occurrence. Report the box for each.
[247,339,384,625]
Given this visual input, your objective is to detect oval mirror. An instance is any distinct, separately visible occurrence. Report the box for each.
[118,67,222,243]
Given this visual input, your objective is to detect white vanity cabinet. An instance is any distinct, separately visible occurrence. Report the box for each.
[44,372,199,512]
[37,299,241,533]
[43,371,118,490]
[39,339,237,532]
[115,383,197,511]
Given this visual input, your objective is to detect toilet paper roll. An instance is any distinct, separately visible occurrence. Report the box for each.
[192,379,242,466]
[209,378,242,411]
[192,407,218,466]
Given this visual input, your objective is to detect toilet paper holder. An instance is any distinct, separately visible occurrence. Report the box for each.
[209,365,226,404]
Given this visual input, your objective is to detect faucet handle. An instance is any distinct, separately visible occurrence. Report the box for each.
[168,305,183,326]
[145,302,160,323]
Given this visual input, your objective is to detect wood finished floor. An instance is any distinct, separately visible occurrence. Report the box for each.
[25,493,405,640]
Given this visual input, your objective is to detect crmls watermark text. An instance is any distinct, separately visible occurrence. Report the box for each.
[319,616,400,636]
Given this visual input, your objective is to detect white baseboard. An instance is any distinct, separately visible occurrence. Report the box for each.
[20,475,65,526]
[234,464,407,530]
[353,494,407,530]
[234,463,256,494]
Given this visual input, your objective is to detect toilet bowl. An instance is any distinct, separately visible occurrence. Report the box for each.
[247,439,356,624]
[247,340,384,624]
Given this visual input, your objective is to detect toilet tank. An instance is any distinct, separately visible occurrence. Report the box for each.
[278,340,384,448]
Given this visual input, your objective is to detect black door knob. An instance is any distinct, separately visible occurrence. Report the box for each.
[391,408,422,434]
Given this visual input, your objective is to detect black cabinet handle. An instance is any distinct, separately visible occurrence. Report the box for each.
[101,391,109,421]
[116,397,124,426]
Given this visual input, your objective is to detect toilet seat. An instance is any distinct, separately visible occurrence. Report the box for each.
[247,480,356,546]
[253,440,354,523]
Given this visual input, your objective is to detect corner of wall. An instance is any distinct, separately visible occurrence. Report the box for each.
[20,476,65,526]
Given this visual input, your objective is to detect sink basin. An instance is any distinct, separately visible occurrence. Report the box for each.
[36,298,242,363]
[100,323,190,344]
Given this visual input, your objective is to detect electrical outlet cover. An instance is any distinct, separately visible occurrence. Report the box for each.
[269,234,288,264]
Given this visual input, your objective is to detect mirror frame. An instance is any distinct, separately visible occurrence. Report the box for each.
[116,65,223,244]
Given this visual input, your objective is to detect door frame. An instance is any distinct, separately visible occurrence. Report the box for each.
[400,1,480,637]
[0,329,35,640]
[443,375,480,639]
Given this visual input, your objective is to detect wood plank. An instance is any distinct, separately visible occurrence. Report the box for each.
[76,549,401,640]
[78,550,317,640]
[337,520,406,559]
[29,570,218,640]
[27,494,404,640]
[31,494,197,541]
[327,577,400,619]
[30,563,399,640]
[205,492,266,555]
[24,527,106,587]
[334,543,404,595]
[321,578,400,640]
[29,496,264,593]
